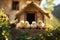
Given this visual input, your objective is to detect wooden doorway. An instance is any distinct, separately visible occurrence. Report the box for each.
[26,13,35,24]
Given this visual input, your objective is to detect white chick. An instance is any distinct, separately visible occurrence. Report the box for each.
[31,21,37,28]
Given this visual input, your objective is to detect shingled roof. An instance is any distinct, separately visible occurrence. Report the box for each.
[16,2,50,19]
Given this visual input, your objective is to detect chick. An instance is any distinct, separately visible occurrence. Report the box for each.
[37,20,42,29]
[19,20,24,28]
[16,20,24,29]
[31,21,37,28]
[37,20,45,29]
[16,23,20,30]
[24,21,30,28]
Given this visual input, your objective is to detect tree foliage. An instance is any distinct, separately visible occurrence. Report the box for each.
[0,8,11,40]
[43,0,60,27]
[44,0,54,11]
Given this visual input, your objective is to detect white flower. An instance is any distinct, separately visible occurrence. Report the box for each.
[10,20,15,24]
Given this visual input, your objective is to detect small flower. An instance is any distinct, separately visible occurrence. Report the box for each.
[46,25,54,31]
[0,26,2,28]
[10,20,15,24]
[2,30,6,35]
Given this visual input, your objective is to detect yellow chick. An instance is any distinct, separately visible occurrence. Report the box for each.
[19,20,24,28]
[37,20,42,29]
[24,21,30,28]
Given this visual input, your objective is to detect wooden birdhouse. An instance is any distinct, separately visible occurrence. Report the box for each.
[0,0,50,28]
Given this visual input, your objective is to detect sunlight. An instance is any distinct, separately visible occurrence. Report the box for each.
[41,0,60,7]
